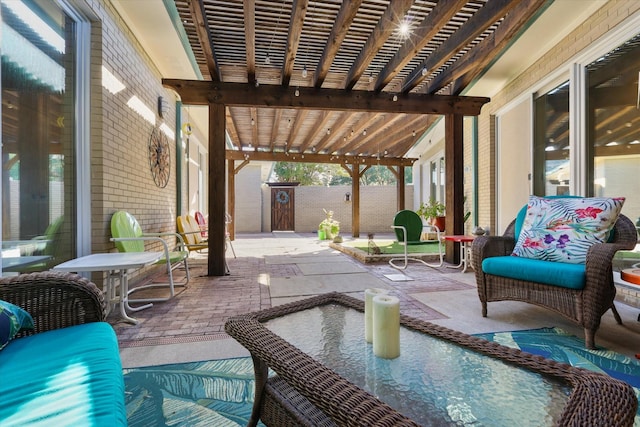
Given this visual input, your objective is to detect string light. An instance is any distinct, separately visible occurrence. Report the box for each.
[302,65,308,78]
[392,94,398,102]
[421,67,428,76]
[251,118,255,126]
[295,87,300,97]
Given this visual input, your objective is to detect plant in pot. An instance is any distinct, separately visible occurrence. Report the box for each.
[319,209,340,240]
[417,199,446,232]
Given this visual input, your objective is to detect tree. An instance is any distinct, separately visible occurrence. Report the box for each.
[271,162,412,186]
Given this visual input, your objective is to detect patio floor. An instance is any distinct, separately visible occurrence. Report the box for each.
[116,232,640,368]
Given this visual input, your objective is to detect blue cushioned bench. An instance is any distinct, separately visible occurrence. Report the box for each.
[0,272,126,426]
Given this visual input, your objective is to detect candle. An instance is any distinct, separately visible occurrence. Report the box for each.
[372,294,400,359]
[365,288,388,343]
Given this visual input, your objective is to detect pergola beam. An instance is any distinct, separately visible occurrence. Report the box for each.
[162,80,490,115]
[226,150,415,167]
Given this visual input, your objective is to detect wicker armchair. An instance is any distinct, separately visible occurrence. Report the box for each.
[471,213,637,349]
[0,271,106,338]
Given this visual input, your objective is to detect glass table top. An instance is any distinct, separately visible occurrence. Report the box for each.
[265,304,570,426]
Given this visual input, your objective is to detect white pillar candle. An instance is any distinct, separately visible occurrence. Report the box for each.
[364,288,388,343]
[372,294,400,359]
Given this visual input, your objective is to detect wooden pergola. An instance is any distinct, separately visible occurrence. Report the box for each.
[163,79,489,276]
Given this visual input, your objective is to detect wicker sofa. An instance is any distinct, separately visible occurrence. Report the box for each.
[0,272,126,426]
[471,208,637,349]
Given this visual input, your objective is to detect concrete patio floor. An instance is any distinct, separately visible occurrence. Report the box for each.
[117,232,640,368]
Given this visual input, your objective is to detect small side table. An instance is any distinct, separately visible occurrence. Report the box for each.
[443,235,476,273]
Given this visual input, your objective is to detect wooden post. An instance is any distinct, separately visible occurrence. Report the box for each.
[352,165,360,238]
[208,103,227,276]
[445,113,464,264]
[397,165,405,212]
[227,158,235,239]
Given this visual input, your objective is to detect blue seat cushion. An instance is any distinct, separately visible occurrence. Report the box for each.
[482,256,586,290]
[0,322,126,426]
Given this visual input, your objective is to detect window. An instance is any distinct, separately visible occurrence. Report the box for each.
[533,81,570,196]
[586,33,640,224]
[1,1,78,272]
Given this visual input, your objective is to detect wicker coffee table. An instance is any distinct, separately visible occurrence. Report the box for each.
[225,292,636,426]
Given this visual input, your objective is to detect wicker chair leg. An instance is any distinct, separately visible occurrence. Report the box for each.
[611,303,623,325]
[481,302,487,317]
[584,329,596,350]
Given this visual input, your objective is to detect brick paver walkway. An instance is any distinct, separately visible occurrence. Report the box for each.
[113,233,474,348]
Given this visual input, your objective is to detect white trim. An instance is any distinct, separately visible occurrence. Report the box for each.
[569,63,586,196]
[59,1,92,257]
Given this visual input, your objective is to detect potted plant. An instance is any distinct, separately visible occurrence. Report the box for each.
[319,209,340,240]
[417,199,446,232]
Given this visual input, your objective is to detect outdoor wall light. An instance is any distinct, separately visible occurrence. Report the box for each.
[345,192,351,202]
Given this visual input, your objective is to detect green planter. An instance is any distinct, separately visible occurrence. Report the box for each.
[318,229,326,240]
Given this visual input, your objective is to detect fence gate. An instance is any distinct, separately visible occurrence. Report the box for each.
[271,187,295,231]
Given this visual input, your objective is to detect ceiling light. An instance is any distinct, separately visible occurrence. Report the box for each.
[605,141,619,146]
[251,118,255,126]
[302,65,308,78]
[412,130,416,137]
[295,87,300,97]
[421,67,428,76]
[399,22,410,37]
[327,128,331,135]
[265,54,271,65]
[545,146,555,152]
[392,94,398,102]
[630,140,640,145]
[363,129,367,136]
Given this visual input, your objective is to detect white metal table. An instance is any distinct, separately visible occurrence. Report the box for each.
[53,252,162,324]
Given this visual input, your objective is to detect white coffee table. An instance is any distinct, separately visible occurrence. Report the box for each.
[54,252,162,324]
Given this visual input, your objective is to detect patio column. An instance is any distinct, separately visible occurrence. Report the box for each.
[445,113,464,264]
[208,103,227,276]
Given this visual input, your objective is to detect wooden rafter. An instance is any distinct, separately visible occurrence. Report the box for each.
[343,0,414,90]
[189,0,220,81]
[243,0,256,84]
[373,0,468,92]
[424,0,549,95]
[313,0,363,88]
[401,0,517,93]
[286,110,309,151]
[281,0,309,87]
[299,111,331,153]
[313,112,349,153]
[269,109,283,151]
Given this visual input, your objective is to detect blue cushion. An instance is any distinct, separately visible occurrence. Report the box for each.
[0,322,126,426]
[0,300,34,351]
[482,256,586,290]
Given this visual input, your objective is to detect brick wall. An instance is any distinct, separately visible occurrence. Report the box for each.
[85,1,180,282]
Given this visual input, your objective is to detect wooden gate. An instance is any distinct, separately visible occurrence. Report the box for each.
[271,187,295,231]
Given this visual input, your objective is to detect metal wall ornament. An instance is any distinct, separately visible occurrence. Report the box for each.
[149,126,170,188]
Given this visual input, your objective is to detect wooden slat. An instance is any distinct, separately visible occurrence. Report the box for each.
[163,80,490,115]
[373,0,468,92]
[313,0,363,88]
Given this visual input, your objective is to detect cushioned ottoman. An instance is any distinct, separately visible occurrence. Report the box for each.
[0,322,126,426]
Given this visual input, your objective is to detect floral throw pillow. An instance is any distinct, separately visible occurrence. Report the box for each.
[511,196,625,264]
[0,300,34,351]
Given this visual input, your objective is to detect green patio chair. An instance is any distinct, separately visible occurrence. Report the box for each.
[110,211,189,303]
[389,210,444,270]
